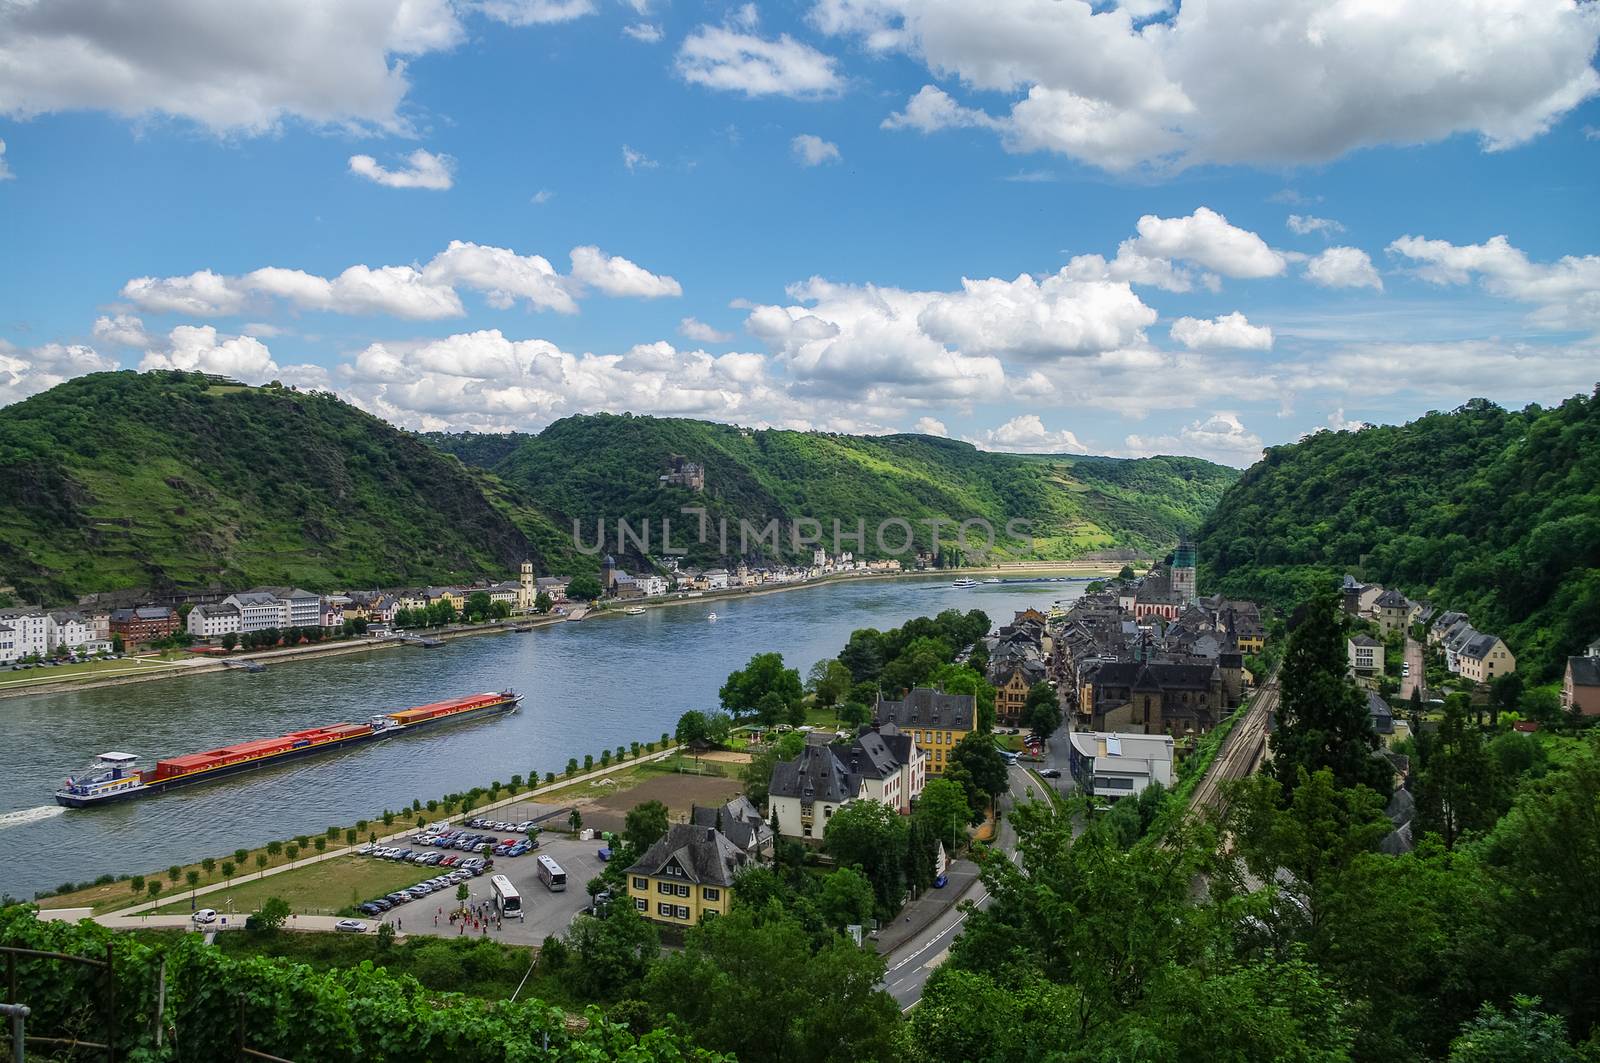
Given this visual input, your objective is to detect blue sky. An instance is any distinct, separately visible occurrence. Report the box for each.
[2,0,1598,466]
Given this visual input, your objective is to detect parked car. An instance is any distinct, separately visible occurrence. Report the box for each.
[192,908,218,924]
[335,920,368,933]
[1039,768,1061,779]
[357,903,384,916]
[932,874,948,889]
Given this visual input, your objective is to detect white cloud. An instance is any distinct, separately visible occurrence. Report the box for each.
[139,325,278,380]
[0,0,464,134]
[1325,409,1370,432]
[348,149,455,190]
[1169,311,1273,350]
[569,246,682,298]
[1125,411,1264,467]
[839,0,1600,171]
[1062,248,1198,293]
[623,22,664,42]
[972,413,1089,454]
[0,340,117,407]
[882,85,1001,133]
[792,134,842,166]
[912,416,948,436]
[681,317,734,343]
[1287,214,1344,237]
[0,138,12,180]
[677,26,842,98]
[1126,207,1285,279]
[476,0,598,25]
[1387,233,1600,328]
[531,189,554,204]
[623,145,658,172]
[1305,246,1383,291]
[91,313,151,347]
[1284,338,1600,405]
[121,240,682,321]
[916,272,1157,358]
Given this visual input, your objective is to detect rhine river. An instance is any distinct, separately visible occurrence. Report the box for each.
[0,574,1092,898]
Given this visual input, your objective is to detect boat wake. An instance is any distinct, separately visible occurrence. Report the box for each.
[0,805,68,830]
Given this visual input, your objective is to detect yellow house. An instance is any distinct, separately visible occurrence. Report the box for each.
[1458,634,1515,684]
[874,687,976,775]
[424,587,466,611]
[625,824,747,926]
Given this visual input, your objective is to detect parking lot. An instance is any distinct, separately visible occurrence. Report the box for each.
[361,831,610,946]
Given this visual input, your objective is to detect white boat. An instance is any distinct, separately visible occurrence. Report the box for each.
[983,577,1000,584]
[707,612,719,621]
[623,606,645,615]
[952,578,978,588]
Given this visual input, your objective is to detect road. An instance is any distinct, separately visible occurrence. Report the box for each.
[882,761,1035,1010]
[1401,637,1426,701]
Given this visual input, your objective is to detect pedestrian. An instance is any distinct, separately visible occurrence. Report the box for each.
[434,914,438,927]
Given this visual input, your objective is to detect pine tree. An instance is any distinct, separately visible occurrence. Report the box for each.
[1271,589,1391,798]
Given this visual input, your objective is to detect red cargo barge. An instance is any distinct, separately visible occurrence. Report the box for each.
[55,691,520,807]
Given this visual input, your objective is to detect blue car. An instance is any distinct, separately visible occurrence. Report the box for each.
[933,874,948,889]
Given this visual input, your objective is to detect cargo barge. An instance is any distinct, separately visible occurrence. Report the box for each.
[54,690,519,808]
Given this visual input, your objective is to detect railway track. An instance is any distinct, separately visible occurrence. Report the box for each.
[1186,676,1278,814]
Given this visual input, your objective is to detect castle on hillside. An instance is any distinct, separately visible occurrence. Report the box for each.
[660,454,705,492]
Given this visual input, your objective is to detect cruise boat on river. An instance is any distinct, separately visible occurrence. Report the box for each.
[951,578,979,588]
[54,690,520,808]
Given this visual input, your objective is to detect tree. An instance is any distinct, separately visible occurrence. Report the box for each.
[569,809,583,833]
[675,710,711,746]
[456,882,470,906]
[567,574,602,601]
[1272,589,1391,797]
[130,875,144,895]
[564,903,659,1001]
[642,903,901,1063]
[1489,671,1523,730]
[111,635,125,653]
[1022,680,1061,737]
[534,591,553,615]
[807,659,854,709]
[285,843,299,862]
[466,591,492,621]
[838,629,886,683]
[949,732,1009,810]
[146,880,162,901]
[1449,996,1578,1063]
[818,867,876,931]
[221,632,237,651]
[566,757,579,776]
[376,921,396,951]
[167,865,181,885]
[837,701,870,730]
[913,778,971,852]
[185,869,200,896]
[1414,695,1505,849]
[201,857,216,878]
[881,636,952,694]
[220,861,235,882]
[255,896,291,932]
[266,840,282,858]
[823,801,908,914]
[1118,564,1137,581]
[255,853,269,877]
[720,653,803,723]
[625,800,669,853]
[703,711,733,746]
[490,600,511,621]
[927,664,997,733]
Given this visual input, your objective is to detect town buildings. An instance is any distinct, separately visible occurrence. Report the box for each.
[1562,650,1600,717]
[1348,634,1383,676]
[1067,731,1174,801]
[109,606,179,645]
[187,603,241,639]
[767,726,926,841]
[873,688,976,775]
[1457,633,1516,683]
[625,824,746,926]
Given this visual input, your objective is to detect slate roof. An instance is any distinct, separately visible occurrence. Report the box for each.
[1088,660,1217,693]
[193,603,240,618]
[769,743,858,804]
[1567,656,1600,688]
[875,687,977,732]
[1375,589,1410,609]
[1366,691,1394,735]
[1350,634,1383,648]
[690,797,772,854]
[1460,633,1502,660]
[625,823,748,888]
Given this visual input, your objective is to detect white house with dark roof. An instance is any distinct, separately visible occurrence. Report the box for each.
[223,591,283,633]
[767,742,866,841]
[0,610,50,661]
[187,602,241,640]
[1457,633,1515,683]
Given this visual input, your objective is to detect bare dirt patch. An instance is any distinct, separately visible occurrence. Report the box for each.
[579,773,745,834]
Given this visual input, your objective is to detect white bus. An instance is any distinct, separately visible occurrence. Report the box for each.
[535,854,567,892]
[490,873,522,917]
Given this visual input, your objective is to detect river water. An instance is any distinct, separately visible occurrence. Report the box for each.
[0,574,1089,898]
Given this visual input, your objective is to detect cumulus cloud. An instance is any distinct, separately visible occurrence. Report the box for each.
[623,22,663,42]
[1126,207,1285,279]
[677,26,842,98]
[91,313,151,347]
[1125,411,1264,467]
[973,414,1090,453]
[569,246,682,298]
[0,0,465,134]
[1287,214,1344,237]
[121,241,680,321]
[912,416,948,436]
[623,145,658,172]
[1305,246,1384,291]
[0,138,12,180]
[1169,311,1273,350]
[916,272,1157,358]
[348,149,455,190]
[1387,233,1600,328]
[477,0,597,25]
[841,0,1600,171]
[530,189,554,204]
[0,340,117,407]
[139,325,279,380]
[792,134,842,165]
[680,317,734,343]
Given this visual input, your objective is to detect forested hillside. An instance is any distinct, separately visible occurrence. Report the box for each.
[0,372,537,601]
[428,413,1237,568]
[1197,391,1600,679]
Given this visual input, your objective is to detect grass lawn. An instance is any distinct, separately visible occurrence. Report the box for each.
[152,857,430,917]
[0,656,190,690]
[643,754,735,778]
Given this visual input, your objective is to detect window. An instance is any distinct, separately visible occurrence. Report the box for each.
[676,883,691,898]
[635,898,647,912]
[658,902,673,917]
[675,905,690,920]
[658,881,671,893]
[802,824,811,837]
[703,908,719,920]
[633,876,648,890]
[703,887,720,901]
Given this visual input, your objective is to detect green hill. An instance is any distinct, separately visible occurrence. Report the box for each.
[0,371,537,601]
[1196,392,1600,680]
[426,413,1238,569]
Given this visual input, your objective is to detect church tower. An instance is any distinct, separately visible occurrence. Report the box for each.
[1172,537,1197,605]
[519,560,535,611]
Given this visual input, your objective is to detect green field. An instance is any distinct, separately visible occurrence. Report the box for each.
[153,857,431,917]
[0,656,192,691]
